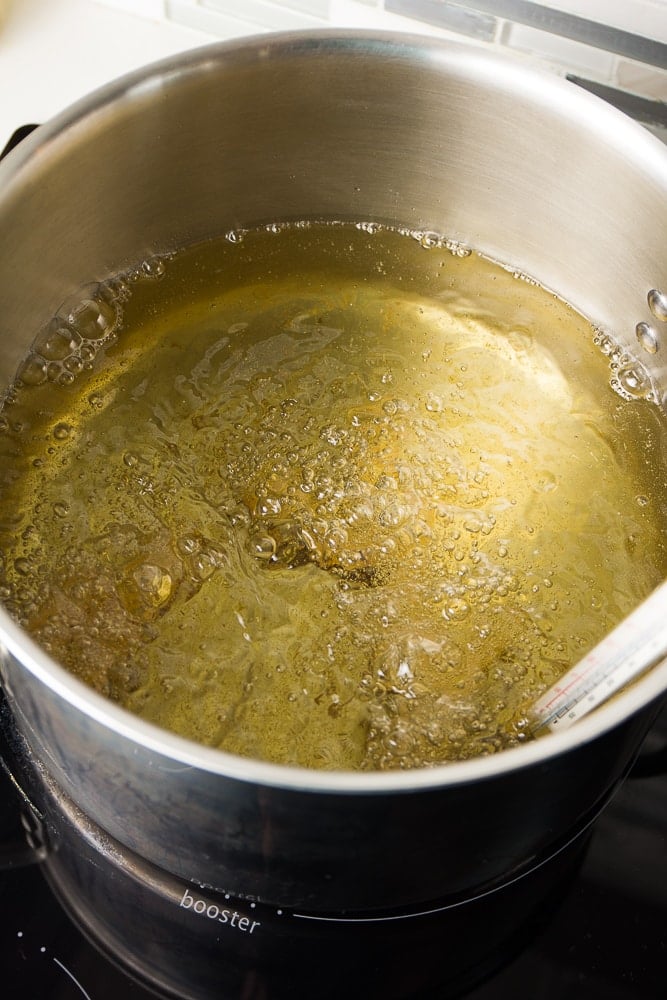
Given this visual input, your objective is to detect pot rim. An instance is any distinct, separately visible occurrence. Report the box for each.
[2,27,666,195]
[2,608,666,793]
[1,29,666,794]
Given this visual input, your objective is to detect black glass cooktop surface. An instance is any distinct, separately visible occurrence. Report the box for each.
[1,700,665,1000]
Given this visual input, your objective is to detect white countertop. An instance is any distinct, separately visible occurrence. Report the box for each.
[0,0,216,145]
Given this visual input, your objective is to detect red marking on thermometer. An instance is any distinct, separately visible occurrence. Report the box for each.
[531,581,667,732]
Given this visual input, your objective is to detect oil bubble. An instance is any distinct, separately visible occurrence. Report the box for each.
[18,356,48,386]
[66,291,119,342]
[251,534,277,561]
[105,275,132,303]
[193,552,218,581]
[356,221,381,234]
[141,256,166,279]
[133,563,173,607]
[177,535,200,556]
[79,344,97,363]
[419,231,441,249]
[612,362,655,401]
[648,289,667,322]
[34,321,81,362]
[53,422,72,440]
[445,240,472,258]
[64,356,84,374]
[595,332,615,357]
[635,321,658,355]
[444,598,469,620]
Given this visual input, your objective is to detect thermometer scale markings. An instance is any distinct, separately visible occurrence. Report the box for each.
[532,580,667,731]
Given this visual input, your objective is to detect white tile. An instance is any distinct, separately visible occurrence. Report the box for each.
[94,0,166,16]
[267,0,331,14]
[164,0,256,36]
[163,0,327,35]
[502,20,616,78]
[204,0,330,21]
[201,0,327,30]
[616,59,667,99]
[329,0,479,35]
[528,0,667,45]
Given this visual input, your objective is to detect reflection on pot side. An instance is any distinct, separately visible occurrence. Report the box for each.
[0,222,665,770]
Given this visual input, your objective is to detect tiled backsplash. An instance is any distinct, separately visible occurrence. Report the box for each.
[94,0,666,120]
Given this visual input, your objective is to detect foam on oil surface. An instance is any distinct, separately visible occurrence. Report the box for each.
[0,222,665,769]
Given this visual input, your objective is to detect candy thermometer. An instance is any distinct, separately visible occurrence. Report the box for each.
[531,580,667,733]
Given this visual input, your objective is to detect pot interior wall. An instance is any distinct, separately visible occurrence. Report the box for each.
[0,35,666,398]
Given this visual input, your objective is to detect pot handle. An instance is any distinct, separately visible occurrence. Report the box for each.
[0,123,40,160]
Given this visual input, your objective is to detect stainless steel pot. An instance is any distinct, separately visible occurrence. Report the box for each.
[0,31,666,913]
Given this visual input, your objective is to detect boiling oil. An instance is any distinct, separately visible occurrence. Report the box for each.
[1,222,665,769]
